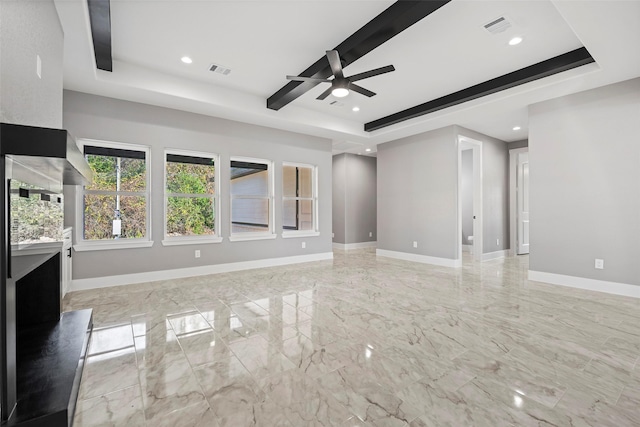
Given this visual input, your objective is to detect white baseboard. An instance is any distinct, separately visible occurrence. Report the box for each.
[528,270,640,299]
[333,241,377,250]
[376,249,461,268]
[70,252,334,292]
[482,250,509,261]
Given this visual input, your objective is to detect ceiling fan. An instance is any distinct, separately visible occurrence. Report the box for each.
[286,50,395,100]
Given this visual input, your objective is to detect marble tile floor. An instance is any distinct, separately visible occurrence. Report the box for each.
[63,249,640,426]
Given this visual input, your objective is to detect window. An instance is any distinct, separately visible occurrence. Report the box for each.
[77,140,151,250]
[164,150,220,245]
[229,158,274,241]
[282,163,318,237]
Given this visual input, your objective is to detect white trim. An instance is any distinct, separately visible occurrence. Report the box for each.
[528,270,640,299]
[376,249,461,268]
[161,237,223,246]
[333,241,377,250]
[481,250,509,261]
[69,252,334,292]
[509,147,528,256]
[228,233,277,242]
[282,231,320,239]
[74,241,154,251]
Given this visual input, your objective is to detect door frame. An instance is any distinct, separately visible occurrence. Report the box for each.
[509,147,529,256]
[457,136,483,263]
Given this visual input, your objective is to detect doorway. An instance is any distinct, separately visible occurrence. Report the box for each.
[509,148,529,255]
[457,136,482,263]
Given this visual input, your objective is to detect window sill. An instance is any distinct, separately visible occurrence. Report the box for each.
[282,231,320,239]
[73,241,154,252]
[228,234,277,242]
[162,237,223,246]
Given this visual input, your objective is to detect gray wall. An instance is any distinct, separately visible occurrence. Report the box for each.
[508,139,529,150]
[332,155,347,244]
[529,78,640,286]
[377,126,458,259]
[346,154,377,244]
[377,125,509,261]
[0,0,63,127]
[456,126,510,254]
[461,150,473,245]
[332,154,377,245]
[64,91,333,280]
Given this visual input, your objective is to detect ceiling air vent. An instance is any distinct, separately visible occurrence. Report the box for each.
[483,16,511,34]
[209,63,231,75]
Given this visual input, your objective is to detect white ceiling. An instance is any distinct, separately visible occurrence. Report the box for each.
[54,0,640,156]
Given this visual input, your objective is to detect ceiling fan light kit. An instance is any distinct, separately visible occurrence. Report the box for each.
[286,50,395,101]
[331,80,350,98]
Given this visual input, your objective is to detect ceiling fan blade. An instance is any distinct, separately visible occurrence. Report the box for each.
[316,87,333,100]
[325,50,344,79]
[286,75,330,83]
[349,83,376,97]
[348,65,395,82]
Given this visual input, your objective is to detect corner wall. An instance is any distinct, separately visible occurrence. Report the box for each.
[63,91,333,282]
[332,154,377,248]
[455,126,509,254]
[332,155,347,244]
[0,0,63,127]
[377,126,458,262]
[377,124,509,265]
[529,78,640,288]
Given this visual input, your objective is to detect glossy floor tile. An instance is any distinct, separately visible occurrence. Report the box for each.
[65,250,640,426]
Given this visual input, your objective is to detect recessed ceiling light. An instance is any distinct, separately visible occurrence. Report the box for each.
[365,148,371,152]
[513,126,521,131]
[181,56,193,64]
[352,106,360,112]
[508,37,523,46]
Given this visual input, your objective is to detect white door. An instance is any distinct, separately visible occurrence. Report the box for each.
[517,152,530,255]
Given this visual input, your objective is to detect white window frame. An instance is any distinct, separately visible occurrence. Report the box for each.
[74,139,153,252]
[229,156,275,242]
[282,162,319,238]
[162,149,222,246]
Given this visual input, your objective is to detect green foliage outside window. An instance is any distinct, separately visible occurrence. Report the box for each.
[83,153,147,240]
[166,158,216,237]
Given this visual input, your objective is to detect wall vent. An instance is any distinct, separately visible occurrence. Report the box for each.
[209,63,231,75]
[483,16,511,34]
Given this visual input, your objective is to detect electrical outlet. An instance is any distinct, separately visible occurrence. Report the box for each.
[496,238,500,246]
[301,242,306,249]
[369,232,373,238]
[413,241,418,248]
[36,54,41,79]
[195,250,201,258]
[595,259,604,269]
[332,233,335,238]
